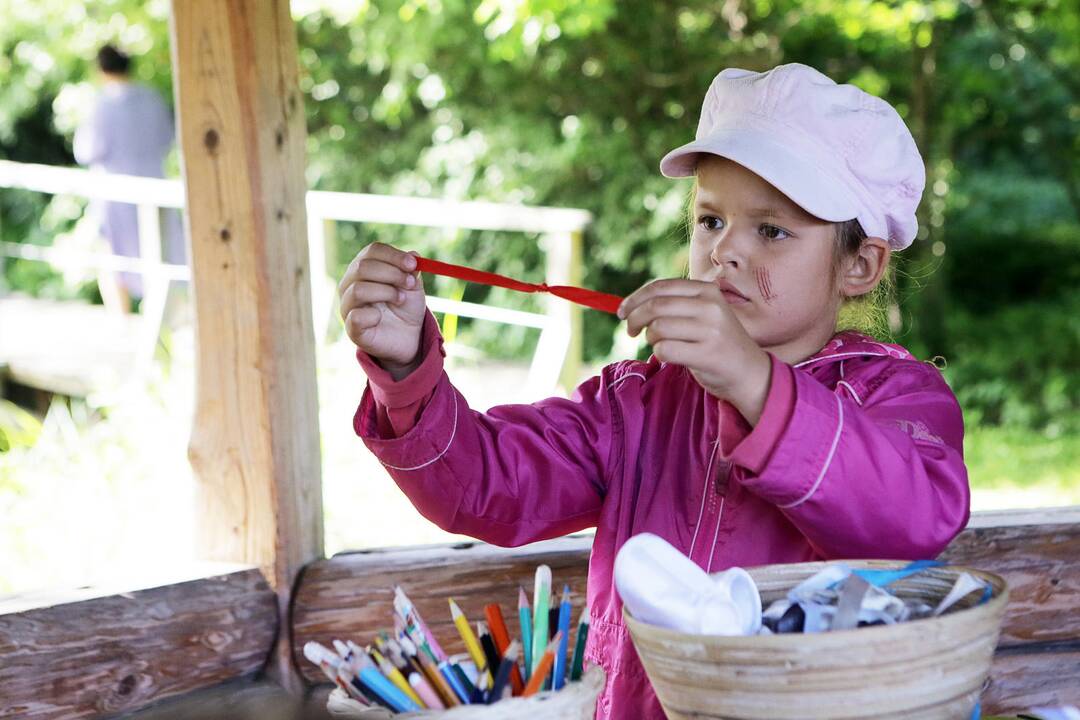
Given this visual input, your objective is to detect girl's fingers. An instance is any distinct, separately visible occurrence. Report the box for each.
[650,339,699,367]
[353,258,416,289]
[644,317,710,347]
[618,279,711,320]
[339,281,404,320]
[345,306,383,335]
[338,243,418,294]
[625,295,717,338]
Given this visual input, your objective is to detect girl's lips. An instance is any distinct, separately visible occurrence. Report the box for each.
[721,289,750,304]
[715,279,751,304]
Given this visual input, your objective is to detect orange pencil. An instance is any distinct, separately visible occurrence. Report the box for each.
[484,602,525,696]
[521,631,562,697]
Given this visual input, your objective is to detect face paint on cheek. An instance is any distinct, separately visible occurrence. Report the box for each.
[756,266,776,303]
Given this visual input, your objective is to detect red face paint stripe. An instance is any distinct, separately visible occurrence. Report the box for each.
[756,267,775,302]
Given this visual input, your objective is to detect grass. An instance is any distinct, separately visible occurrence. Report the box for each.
[1,315,1077,595]
[966,423,1080,510]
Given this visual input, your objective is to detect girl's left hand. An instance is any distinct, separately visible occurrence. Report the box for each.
[618,279,772,424]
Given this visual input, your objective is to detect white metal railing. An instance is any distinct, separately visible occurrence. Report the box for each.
[0,160,589,396]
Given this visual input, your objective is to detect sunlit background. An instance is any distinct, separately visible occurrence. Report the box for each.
[1,0,1078,595]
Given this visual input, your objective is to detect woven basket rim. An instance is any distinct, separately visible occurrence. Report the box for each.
[623,559,1009,647]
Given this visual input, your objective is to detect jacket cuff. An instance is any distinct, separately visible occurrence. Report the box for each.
[739,368,846,508]
[721,354,795,475]
[354,372,461,475]
[355,311,445,409]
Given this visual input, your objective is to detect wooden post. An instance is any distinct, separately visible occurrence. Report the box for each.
[169,0,323,691]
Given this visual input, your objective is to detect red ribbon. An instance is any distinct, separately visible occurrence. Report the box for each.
[415,256,624,315]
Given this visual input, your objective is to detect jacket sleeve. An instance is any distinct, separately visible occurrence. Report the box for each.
[731,359,970,560]
[353,316,622,548]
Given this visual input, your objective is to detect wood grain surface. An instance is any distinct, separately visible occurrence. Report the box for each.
[0,569,277,719]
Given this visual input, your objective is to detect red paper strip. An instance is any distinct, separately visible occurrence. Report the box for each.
[415,256,624,315]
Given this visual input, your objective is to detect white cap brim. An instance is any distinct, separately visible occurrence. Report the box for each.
[660,124,893,243]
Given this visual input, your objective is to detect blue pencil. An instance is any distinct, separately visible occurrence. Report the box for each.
[359,667,422,712]
[439,661,471,704]
[553,585,573,690]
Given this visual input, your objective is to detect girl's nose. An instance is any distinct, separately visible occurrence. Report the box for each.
[710,235,742,270]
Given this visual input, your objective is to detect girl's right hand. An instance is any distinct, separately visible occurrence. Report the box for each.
[338,242,427,378]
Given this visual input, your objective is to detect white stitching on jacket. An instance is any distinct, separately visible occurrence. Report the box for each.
[380,391,459,471]
[705,496,726,573]
[691,436,717,561]
[837,380,863,406]
[778,394,844,509]
[794,351,889,368]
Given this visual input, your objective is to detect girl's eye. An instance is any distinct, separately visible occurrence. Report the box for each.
[760,224,791,241]
[699,215,724,232]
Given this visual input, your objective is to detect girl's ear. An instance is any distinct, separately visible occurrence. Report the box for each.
[841,236,890,298]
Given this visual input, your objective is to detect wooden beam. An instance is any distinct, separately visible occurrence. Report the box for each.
[169,0,323,691]
[290,509,1080,712]
[940,507,1080,647]
[0,568,277,719]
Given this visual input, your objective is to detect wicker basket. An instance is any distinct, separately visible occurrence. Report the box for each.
[326,665,605,719]
[624,560,1008,720]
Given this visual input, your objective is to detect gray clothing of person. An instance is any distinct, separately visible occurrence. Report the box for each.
[74,82,182,298]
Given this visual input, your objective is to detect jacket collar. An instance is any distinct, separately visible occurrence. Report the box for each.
[793,331,914,370]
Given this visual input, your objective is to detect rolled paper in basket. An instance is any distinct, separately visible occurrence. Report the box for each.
[614,532,761,635]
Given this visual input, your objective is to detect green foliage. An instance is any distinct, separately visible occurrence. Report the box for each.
[942,290,1080,434]
[1,0,1077,436]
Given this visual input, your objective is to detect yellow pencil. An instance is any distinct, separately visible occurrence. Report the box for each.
[370,646,426,708]
[448,598,492,684]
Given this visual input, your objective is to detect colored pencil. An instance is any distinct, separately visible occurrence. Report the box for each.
[370,646,425,707]
[553,585,573,689]
[522,631,561,697]
[449,598,492,683]
[344,667,396,710]
[518,585,533,682]
[570,606,590,681]
[395,585,448,662]
[487,640,520,704]
[478,621,502,678]
[485,601,524,696]
[439,661,471,704]
[414,644,460,707]
[448,660,477,699]
[360,666,422,712]
[409,671,445,709]
[532,565,552,674]
[303,642,370,705]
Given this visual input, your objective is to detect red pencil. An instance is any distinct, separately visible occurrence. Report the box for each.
[484,602,525,696]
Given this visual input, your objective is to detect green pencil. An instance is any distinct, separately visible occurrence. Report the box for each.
[570,606,590,681]
[532,565,551,674]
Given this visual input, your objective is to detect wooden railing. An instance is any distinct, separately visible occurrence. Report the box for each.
[0,159,591,396]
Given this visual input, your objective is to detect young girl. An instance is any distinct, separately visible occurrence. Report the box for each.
[338,63,969,720]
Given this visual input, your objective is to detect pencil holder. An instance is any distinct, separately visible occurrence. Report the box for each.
[624,560,1008,720]
[326,665,605,719]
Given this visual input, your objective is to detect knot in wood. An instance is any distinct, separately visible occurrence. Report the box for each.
[203,128,220,152]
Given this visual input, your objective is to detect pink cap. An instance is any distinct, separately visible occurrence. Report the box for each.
[660,63,925,250]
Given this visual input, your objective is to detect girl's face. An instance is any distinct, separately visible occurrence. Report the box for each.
[688,156,844,363]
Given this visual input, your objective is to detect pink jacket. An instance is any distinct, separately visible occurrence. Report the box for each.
[353,313,970,720]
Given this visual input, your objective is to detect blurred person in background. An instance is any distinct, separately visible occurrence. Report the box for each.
[74,44,180,313]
